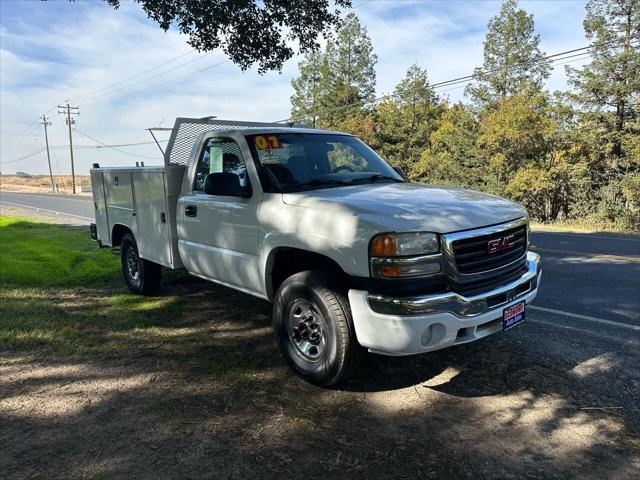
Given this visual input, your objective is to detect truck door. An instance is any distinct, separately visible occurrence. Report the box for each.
[177,137,262,295]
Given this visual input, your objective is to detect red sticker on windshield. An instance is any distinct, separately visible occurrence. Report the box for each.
[254,135,282,150]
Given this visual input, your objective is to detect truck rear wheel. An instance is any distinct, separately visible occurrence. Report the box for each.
[273,271,363,387]
[120,233,161,295]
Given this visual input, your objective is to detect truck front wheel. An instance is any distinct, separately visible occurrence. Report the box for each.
[120,233,161,295]
[273,271,363,387]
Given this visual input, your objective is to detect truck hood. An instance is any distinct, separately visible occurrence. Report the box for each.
[282,182,527,233]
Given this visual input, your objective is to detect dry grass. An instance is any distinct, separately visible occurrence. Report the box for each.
[531,219,639,235]
[0,175,91,194]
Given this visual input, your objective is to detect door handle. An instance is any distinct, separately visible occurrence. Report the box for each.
[184,205,197,217]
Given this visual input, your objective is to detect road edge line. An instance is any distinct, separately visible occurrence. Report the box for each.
[0,200,93,222]
[529,305,640,332]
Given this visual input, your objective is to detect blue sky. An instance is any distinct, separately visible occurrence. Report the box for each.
[0,0,588,175]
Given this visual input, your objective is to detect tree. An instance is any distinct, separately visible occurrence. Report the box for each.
[323,12,377,123]
[104,0,351,73]
[394,65,436,109]
[566,0,640,167]
[373,65,441,171]
[290,12,377,126]
[393,63,437,127]
[478,84,555,184]
[290,51,329,126]
[466,0,551,108]
[411,103,488,189]
[477,87,578,220]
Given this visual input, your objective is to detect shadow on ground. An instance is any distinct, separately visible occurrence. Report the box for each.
[1,273,638,480]
[1,217,638,479]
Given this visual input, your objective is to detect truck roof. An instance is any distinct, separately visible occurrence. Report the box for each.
[164,117,353,167]
[201,127,353,136]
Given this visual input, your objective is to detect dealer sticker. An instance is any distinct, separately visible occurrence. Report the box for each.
[253,135,282,150]
[503,301,526,331]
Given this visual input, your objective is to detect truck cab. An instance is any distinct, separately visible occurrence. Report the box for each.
[91,117,541,386]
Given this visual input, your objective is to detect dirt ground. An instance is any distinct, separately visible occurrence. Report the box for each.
[2,285,639,479]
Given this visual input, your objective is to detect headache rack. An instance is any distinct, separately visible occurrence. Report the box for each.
[162,117,309,168]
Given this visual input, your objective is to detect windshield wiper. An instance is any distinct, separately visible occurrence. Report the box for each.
[363,174,405,183]
[284,178,354,192]
[297,178,353,187]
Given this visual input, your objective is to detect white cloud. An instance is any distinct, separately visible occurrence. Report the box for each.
[0,0,588,175]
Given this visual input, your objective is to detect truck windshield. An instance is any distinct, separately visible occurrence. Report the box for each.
[247,133,404,193]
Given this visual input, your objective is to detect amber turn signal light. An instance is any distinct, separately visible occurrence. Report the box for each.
[370,234,398,256]
[379,265,401,277]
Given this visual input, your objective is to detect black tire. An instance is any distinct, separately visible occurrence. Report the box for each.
[273,270,363,387]
[120,233,161,295]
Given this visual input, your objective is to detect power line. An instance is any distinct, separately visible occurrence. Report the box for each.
[72,51,211,104]
[433,53,593,95]
[81,59,230,107]
[10,103,64,141]
[12,116,41,140]
[72,128,160,160]
[2,139,171,165]
[69,140,169,148]
[70,50,197,102]
[11,51,202,137]
[0,147,46,165]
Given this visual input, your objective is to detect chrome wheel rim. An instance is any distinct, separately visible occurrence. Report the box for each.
[126,248,140,281]
[287,299,326,361]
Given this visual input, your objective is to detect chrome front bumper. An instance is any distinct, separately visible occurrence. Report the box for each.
[367,252,541,318]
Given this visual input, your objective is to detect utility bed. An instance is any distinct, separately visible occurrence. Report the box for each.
[90,164,185,268]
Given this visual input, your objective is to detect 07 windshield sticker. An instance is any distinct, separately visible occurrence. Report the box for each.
[253,135,282,150]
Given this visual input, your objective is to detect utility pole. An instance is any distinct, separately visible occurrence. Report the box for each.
[39,114,55,192]
[57,103,79,194]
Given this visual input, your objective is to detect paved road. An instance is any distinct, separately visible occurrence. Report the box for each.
[0,191,94,221]
[1,191,639,328]
[531,231,640,328]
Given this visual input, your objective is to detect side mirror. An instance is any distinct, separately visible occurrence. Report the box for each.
[392,164,407,180]
[204,172,252,198]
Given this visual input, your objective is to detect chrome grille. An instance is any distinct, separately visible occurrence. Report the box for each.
[452,224,527,274]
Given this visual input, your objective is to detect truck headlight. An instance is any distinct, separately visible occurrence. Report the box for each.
[369,232,442,279]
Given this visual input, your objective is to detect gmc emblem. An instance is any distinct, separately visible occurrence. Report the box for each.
[487,234,515,254]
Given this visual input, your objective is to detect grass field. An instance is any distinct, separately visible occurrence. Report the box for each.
[0,215,274,370]
[1,215,637,479]
[531,219,638,234]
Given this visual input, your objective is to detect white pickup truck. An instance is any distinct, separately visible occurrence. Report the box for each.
[90,117,541,386]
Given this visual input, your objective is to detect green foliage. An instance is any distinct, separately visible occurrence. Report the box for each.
[0,216,119,287]
[286,0,639,231]
[104,0,351,73]
[325,12,377,107]
[394,63,437,107]
[465,0,551,108]
[411,103,489,190]
[504,162,573,221]
[290,50,329,126]
[566,0,640,165]
[372,65,443,171]
[290,12,377,126]
[478,85,555,181]
[594,171,640,229]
